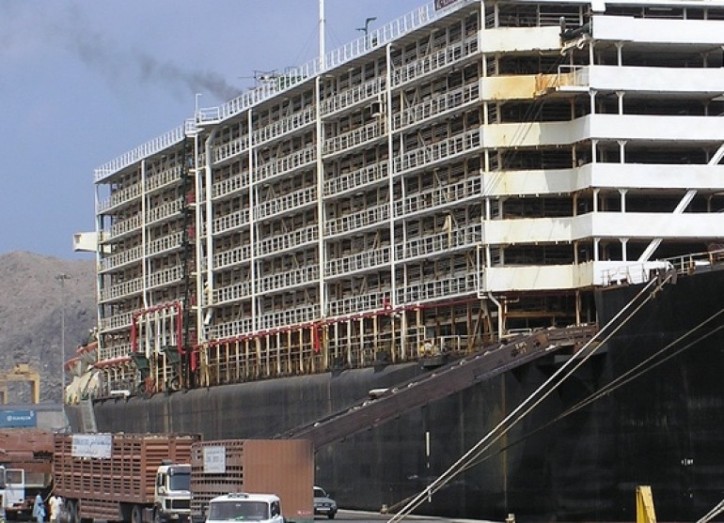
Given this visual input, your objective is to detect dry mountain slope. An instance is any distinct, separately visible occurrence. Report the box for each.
[0,251,96,403]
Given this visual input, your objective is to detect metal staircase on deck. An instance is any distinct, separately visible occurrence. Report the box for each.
[78,398,98,433]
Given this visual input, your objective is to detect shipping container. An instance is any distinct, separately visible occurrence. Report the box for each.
[0,410,37,429]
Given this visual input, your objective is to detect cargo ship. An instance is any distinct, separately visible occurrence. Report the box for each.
[66,0,724,521]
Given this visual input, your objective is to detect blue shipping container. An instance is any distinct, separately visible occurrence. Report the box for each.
[0,410,37,428]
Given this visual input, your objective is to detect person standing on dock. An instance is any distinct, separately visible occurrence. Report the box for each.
[49,495,61,523]
[32,493,45,523]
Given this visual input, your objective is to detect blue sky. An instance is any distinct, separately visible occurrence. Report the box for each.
[0,0,426,259]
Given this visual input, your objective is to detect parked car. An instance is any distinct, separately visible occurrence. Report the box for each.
[313,486,337,519]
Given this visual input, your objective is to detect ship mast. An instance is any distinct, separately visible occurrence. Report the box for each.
[319,0,326,71]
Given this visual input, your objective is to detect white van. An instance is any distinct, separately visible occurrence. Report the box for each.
[205,493,284,523]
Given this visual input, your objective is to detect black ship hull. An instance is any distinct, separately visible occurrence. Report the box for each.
[73,268,724,522]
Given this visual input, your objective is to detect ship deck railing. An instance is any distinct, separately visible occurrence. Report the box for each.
[600,248,724,286]
[93,0,479,181]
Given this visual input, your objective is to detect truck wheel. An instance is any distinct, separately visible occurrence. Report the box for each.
[131,505,143,523]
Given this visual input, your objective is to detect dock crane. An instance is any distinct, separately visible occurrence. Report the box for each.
[0,364,40,404]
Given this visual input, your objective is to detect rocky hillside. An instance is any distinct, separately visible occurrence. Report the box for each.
[0,252,96,403]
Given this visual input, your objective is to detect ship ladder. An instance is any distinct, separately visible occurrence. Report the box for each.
[635,485,657,523]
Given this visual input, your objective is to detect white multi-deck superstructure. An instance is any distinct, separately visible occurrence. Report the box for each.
[88,0,724,396]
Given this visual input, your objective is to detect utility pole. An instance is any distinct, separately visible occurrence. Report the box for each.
[56,273,71,409]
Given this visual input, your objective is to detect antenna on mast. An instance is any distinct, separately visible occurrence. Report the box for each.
[357,16,377,49]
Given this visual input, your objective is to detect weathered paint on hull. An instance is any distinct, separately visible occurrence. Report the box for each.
[71,269,724,522]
